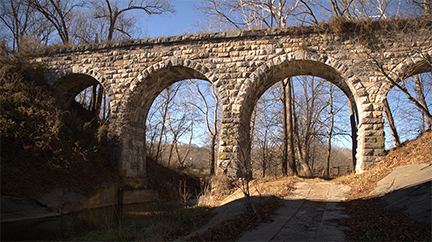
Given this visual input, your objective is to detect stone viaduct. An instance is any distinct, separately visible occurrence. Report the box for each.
[32,19,431,186]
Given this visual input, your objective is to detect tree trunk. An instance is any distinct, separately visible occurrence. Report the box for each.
[300,79,314,178]
[287,78,297,176]
[155,86,171,162]
[292,84,312,177]
[210,134,217,175]
[383,98,401,147]
[95,84,104,117]
[414,74,432,130]
[102,90,107,120]
[281,79,288,176]
[210,84,219,175]
[167,141,174,168]
[91,84,97,112]
[326,84,334,177]
[107,9,118,41]
[348,99,358,169]
[262,131,267,178]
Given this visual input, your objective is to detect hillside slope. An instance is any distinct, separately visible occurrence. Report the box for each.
[337,130,432,199]
[337,130,431,241]
[1,58,119,199]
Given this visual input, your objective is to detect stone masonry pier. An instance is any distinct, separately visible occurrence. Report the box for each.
[32,18,432,186]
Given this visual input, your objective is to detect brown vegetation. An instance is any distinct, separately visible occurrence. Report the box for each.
[336,130,432,241]
[336,130,432,199]
[340,197,431,241]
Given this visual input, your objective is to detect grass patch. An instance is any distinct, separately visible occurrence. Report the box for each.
[74,205,214,241]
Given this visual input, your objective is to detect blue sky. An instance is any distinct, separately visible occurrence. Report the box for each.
[142,0,200,38]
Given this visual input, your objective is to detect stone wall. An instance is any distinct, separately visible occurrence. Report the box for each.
[32,18,432,183]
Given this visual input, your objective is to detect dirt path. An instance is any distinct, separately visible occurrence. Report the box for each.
[238,182,351,242]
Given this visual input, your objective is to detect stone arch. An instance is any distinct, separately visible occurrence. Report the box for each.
[377,48,432,98]
[118,58,224,182]
[237,52,359,119]
[48,66,112,110]
[374,49,432,150]
[221,52,369,176]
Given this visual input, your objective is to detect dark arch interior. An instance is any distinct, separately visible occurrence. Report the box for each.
[51,73,101,109]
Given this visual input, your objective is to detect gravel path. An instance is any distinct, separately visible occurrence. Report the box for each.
[238,182,351,242]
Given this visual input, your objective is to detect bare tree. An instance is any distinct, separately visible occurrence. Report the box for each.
[155,83,182,163]
[294,76,331,177]
[69,7,108,44]
[196,0,309,30]
[0,0,53,52]
[281,77,297,176]
[383,72,432,148]
[325,83,334,177]
[372,57,432,131]
[91,0,175,41]
[196,0,416,31]
[414,74,432,129]
[189,80,220,175]
[1,0,33,52]
[348,98,357,168]
[254,107,280,177]
[383,98,401,147]
[412,0,431,15]
[281,78,289,176]
[28,0,85,45]
[167,105,194,168]
[286,77,297,175]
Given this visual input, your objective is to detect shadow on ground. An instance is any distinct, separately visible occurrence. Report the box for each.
[339,180,431,241]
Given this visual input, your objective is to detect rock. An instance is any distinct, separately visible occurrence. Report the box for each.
[1,197,38,214]
[35,188,65,208]
[35,188,87,213]
[1,197,57,223]
[372,164,432,196]
[62,191,87,203]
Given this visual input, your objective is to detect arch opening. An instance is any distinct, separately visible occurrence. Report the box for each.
[122,65,222,179]
[384,71,432,149]
[242,60,354,124]
[251,75,354,178]
[51,73,111,122]
[146,79,221,175]
[239,60,358,178]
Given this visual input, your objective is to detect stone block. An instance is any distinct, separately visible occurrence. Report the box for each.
[363,142,385,149]
[362,149,374,156]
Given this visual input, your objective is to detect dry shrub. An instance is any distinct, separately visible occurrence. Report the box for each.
[1,57,118,198]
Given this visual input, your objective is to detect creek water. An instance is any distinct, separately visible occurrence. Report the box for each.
[1,202,181,241]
